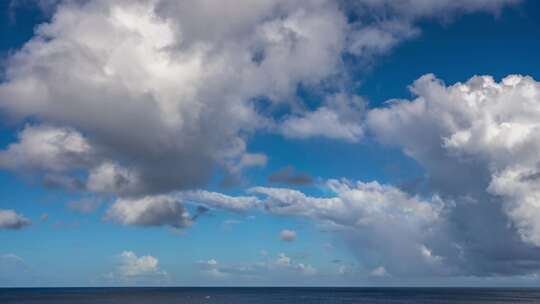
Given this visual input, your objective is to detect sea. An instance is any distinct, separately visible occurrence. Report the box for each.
[1,287,540,304]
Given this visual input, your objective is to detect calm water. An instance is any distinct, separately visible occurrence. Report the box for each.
[1,287,540,304]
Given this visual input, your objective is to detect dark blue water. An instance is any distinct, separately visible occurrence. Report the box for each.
[1,287,540,304]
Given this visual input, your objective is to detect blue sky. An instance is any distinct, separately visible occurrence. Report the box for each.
[1,0,540,287]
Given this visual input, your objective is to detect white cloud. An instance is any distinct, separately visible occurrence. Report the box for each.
[251,181,445,276]
[86,162,141,195]
[0,209,31,230]
[179,190,260,212]
[347,20,419,57]
[0,0,517,196]
[280,229,297,242]
[251,179,441,230]
[106,251,168,284]
[367,73,540,275]
[0,124,92,173]
[0,0,525,280]
[193,179,444,276]
[0,0,348,194]
[198,253,317,279]
[280,94,365,142]
[103,190,262,228]
[118,251,164,277]
[106,195,192,229]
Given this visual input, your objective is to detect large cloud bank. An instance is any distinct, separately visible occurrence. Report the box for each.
[0,0,516,196]
[367,74,540,276]
[175,74,540,278]
[0,0,529,280]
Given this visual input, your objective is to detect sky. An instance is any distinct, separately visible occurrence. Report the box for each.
[1,0,540,287]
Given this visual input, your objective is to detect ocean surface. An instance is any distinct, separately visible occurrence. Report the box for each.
[1,287,540,304]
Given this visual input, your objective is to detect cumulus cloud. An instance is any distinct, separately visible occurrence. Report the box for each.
[197,253,317,280]
[0,0,517,198]
[0,124,143,195]
[191,179,444,277]
[280,229,297,242]
[253,180,445,276]
[280,94,365,142]
[106,196,192,229]
[252,180,441,229]
[86,162,142,195]
[0,209,31,230]
[143,176,445,277]
[0,0,346,195]
[117,251,166,277]
[367,73,540,275]
[179,190,260,212]
[105,251,168,284]
[0,0,524,281]
[0,124,92,173]
[103,190,261,229]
